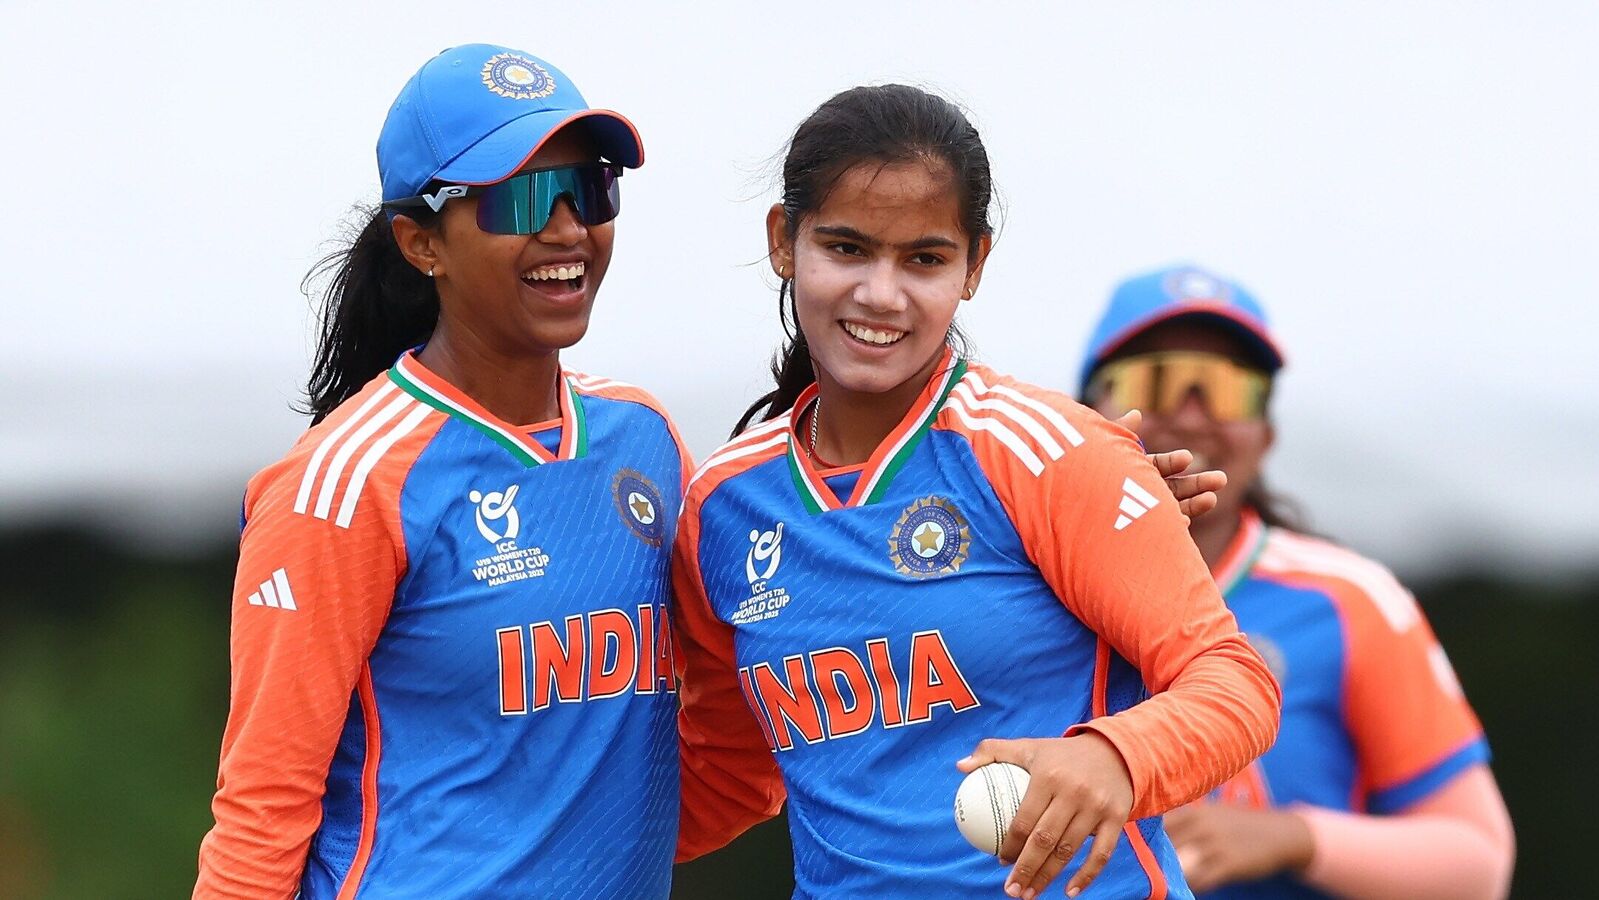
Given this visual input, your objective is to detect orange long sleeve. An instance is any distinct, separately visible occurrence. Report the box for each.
[194,392,431,898]
[967,373,1281,820]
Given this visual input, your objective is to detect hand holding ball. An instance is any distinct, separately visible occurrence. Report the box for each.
[953,761,1031,856]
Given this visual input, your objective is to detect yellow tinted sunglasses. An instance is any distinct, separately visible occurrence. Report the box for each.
[1087,351,1271,422]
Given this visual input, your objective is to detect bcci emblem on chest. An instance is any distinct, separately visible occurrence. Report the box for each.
[612,469,666,546]
[888,496,972,578]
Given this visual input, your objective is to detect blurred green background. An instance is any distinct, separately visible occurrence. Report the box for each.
[1,527,1591,898]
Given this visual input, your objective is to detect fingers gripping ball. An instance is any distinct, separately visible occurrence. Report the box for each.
[954,762,1031,856]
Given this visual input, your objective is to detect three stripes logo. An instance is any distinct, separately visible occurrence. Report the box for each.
[246,568,298,611]
[1114,477,1161,531]
[293,382,433,529]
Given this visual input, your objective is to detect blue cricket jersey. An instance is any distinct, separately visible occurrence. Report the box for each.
[197,351,685,898]
[673,353,1280,899]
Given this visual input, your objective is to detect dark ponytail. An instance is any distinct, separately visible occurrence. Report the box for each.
[301,205,441,424]
[732,84,995,438]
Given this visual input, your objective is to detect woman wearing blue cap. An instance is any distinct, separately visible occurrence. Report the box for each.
[1081,265,1515,899]
[193,44,688,898]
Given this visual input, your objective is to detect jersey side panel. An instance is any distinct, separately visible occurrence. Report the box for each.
[672,430,790,862]
[196,376,444,900]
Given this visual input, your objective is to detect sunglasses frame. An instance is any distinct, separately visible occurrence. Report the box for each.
[381,162,623,234]
[1088,350,1273,423]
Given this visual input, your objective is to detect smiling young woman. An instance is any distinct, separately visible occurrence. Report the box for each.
[1081,266,1514,900]
[192,45,691,899]
[671,85,1282,900]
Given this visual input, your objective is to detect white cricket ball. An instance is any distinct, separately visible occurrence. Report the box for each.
[953,761,1031,856]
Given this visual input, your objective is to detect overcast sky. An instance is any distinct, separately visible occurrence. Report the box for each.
[4,1,1596,577]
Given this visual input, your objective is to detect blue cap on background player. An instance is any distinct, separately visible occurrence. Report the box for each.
[377,44,644,203]
[1077,264,1286,395]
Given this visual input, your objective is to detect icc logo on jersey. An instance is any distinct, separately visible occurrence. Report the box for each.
[889,496,971,578]
[612,469,666,546]
[746,523,783,585]
[470,486,521,543]
[466,485,550,587]
[733,523,791,626]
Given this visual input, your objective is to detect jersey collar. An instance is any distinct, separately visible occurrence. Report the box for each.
[785,348,967,514]
[1212,507,1268,596]
[388,350,587,467]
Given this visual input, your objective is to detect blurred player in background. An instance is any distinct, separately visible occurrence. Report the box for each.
[672,86,1281,899]
[1081,265,1515,899]
[193,45,690,898]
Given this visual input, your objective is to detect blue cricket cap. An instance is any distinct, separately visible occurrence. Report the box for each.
[377,44,644,202]
[1078,264,1286,395]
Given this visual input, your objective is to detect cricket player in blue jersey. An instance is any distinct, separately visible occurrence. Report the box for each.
[673,85,1282,900]
[1081,266,1514,899]
[194,45,688,898]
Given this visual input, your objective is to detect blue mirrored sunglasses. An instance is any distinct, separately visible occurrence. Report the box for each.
[383,163,621,235]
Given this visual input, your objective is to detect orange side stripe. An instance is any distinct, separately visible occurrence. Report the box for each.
[337,666,383,900]
[1123,823,1169,900]
[1091,639,1111,718]
[1091,640,1168,898]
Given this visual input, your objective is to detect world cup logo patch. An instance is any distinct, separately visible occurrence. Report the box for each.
[888,496,971,578]
[481,53,557,100]
[613,469,665,546]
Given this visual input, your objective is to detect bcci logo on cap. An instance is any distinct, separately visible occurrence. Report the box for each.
[481,53,557,100]
[612,469,665,546]
[889,496,971,578]
[1163,267,1233,304]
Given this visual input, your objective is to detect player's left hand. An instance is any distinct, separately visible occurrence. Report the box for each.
[1117,409,1227,523]
[1162,803,1314,892]
[958,732,1134,899]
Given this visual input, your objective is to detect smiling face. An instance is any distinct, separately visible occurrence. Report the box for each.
[396,126,615,359]
[1095,319,1276,525]
[771,157,987,398]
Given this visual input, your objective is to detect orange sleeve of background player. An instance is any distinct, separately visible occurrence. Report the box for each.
[1277,545,1488,811]
[193,424,422,898]
[671,470,786,862]
[959,372,1281,820]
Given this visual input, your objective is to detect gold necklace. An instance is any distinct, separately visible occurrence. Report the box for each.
[808,397,821,458]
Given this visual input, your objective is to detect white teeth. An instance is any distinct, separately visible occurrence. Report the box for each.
[523,262,586,281]
[842,321,906,345]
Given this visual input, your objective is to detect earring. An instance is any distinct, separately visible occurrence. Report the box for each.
[962,286,973,300]
[778,264,787,278]
[427,266,435,278]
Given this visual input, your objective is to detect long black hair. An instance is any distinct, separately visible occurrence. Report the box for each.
[732,84,996,437]
[300,204,442,424]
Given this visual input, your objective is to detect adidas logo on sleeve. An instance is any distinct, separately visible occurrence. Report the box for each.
[245,568,298,611]
[1114,478,1160,531]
